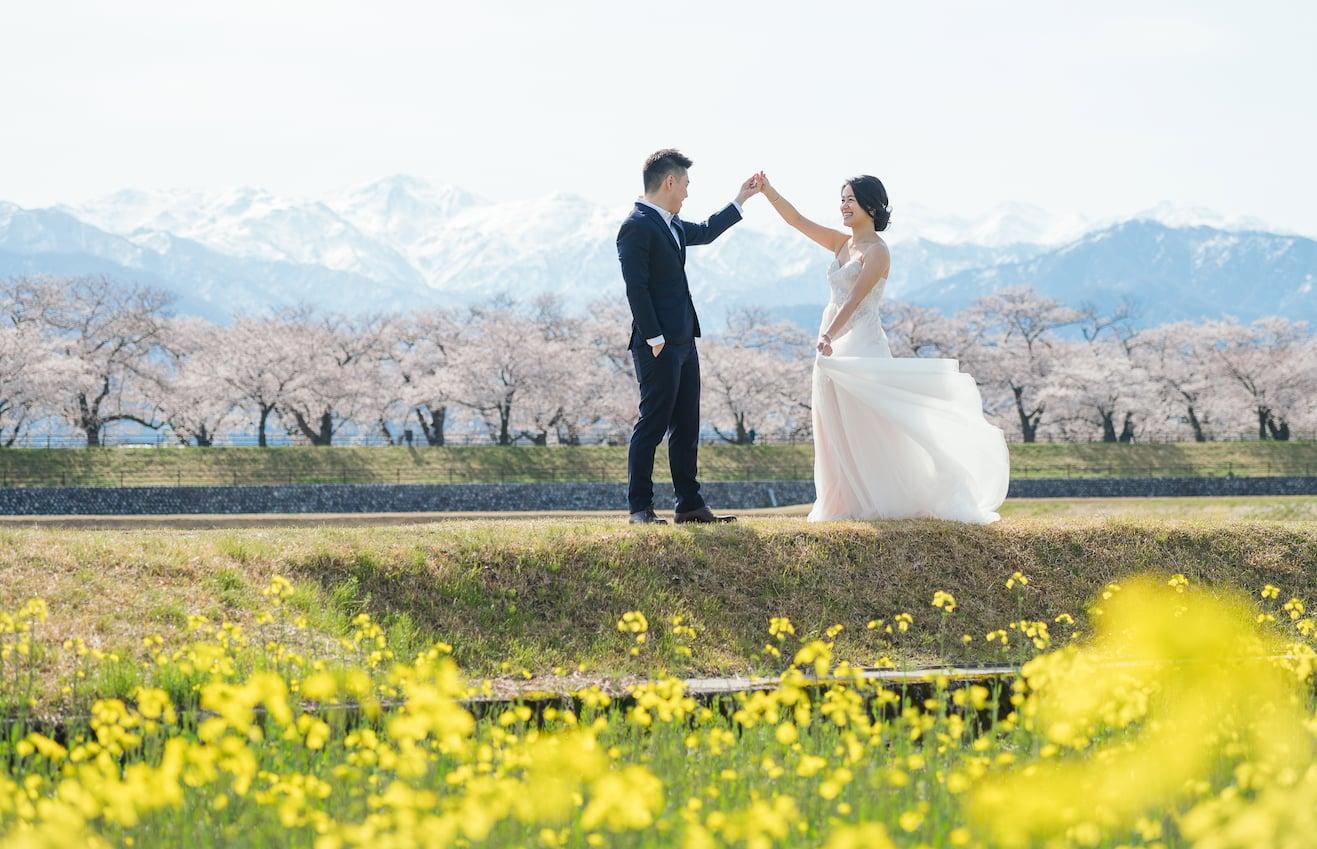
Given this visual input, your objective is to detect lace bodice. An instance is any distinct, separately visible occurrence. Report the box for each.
[824,256,887,338]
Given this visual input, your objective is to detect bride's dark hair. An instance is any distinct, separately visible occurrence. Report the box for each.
[844,175,891,231]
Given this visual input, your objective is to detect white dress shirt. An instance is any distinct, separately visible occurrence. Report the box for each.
[635,197,744,347]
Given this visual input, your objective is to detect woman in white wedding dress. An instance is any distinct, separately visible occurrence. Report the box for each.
[756,172,1009,523]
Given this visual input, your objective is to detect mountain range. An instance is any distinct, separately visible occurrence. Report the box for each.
[0,176,1312,328]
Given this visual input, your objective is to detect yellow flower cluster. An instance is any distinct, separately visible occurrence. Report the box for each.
[616,610,648,656]
[4,572,1317,849]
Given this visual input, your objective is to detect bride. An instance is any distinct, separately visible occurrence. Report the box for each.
[755,172,1009,523]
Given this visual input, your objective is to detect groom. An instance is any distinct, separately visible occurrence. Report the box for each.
[618,149,759,524]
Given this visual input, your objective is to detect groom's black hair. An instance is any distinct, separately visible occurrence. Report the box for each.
[643,149,693,193]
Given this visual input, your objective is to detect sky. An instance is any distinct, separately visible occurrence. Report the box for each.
[4,1,1316,235]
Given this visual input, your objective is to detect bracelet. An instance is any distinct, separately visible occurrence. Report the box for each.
[819,333,832,343]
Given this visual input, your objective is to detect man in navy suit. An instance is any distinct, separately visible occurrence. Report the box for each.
[618,149,760,524]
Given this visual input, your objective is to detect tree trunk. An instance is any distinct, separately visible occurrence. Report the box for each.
[317,411,333,446]
[257,404,275,448]
[1118,412,1136,444]
[293,410,334,446]
[497,402,513,446]
[1099,410,1118,443]
[77,391,102,447]
[379,419,396,446]
[416,407,446,446]
[195,424,213,448]
[1258,407,1270,440]
[714,413,754,445]
[1185,405,1207,442]
[556,420,582,446]
[1266,414,1291,441]
[1013,386,1038,443]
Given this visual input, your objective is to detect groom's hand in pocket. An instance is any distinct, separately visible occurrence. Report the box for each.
[650,342,665,358]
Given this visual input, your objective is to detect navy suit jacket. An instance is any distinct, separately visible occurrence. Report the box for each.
[617,201,742,350]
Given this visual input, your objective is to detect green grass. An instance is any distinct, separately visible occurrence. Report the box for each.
[3,504,1316,847]
[9,574,1301,848]
[3,500,1317,710]
[0,440,1315,487]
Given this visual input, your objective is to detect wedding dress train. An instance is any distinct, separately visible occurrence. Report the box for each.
[808,252,1009,523]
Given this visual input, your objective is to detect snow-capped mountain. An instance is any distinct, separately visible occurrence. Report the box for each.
[907,219,1317,322]
[0,202,424,317]
[64,186,427,288]
[1,177,1312,327]
[1126,201,1277,235]
[888,201,1093,248]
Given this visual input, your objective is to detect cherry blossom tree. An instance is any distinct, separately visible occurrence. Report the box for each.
[1049,336,1158,442]
[209,315,303,447]
[393,308,461,446]
[883,300,971,359]
[0,280,65,445]
[21,276,173,446]
[1136,322,1232,441]
[1211,317,1316,440]
[0,322,71,447]
[578,298,641,445]
[701,308,813,444]
[964,286,1080,442]
[445,297,561,446]
[153,316,241,446]
[276,311,391,446]
[510,296,601,446]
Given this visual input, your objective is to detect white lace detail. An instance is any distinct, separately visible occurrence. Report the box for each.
[823,257,886,339]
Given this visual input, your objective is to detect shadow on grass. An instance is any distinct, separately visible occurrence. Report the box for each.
[280,518,1317,677]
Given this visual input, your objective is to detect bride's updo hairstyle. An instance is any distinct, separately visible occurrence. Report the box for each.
[844,175,891,232]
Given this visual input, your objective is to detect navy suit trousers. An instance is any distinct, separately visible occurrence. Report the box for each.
[627,340,705,515]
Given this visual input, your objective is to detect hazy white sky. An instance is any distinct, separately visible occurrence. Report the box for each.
[5,1,1316,233]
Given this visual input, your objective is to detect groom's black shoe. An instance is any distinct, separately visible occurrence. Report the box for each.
[629,507,668,525]
[674,506,737,524]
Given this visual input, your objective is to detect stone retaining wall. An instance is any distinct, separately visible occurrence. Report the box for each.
[0,477,1315,515]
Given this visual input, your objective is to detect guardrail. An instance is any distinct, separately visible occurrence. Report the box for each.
[4,430,1317,449]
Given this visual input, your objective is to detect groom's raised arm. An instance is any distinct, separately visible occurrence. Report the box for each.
[679,202,743,247]
[618,220,663,342]
[681,176,758,246]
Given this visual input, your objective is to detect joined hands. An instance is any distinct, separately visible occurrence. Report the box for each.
[735,173,765,206]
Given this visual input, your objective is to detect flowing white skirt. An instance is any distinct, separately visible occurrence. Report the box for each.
[808,315,1010,524]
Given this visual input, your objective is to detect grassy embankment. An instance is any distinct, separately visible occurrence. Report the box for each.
[4,524,1313,848]
[3,499,1316,712]
[0,440,1315,486]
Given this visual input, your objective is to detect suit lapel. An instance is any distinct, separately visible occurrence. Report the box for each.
[634,202,682,256]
